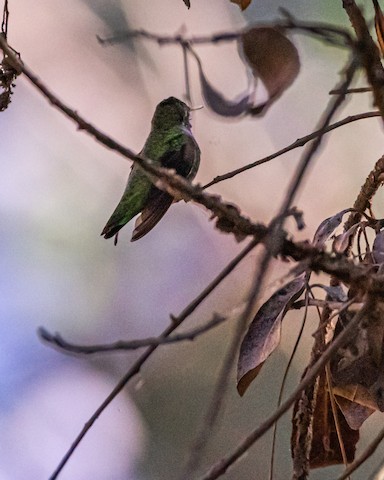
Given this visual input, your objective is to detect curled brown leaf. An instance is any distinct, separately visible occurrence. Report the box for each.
[230,0,252,11]
[237,275,305,396]
[241,27,300,115]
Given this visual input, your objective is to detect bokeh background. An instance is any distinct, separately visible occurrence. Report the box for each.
[2,1,384,479]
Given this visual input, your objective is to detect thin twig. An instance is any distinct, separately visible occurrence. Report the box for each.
[291,298,360,310]
[329,86,372,94]
[182,249,272,478]
[269,286,310,480]
[97,20,352,49]
[203,111,379,189]
[182,43,192,105]
[344,155,384,232]
[343,0,384,120]
[1,0,9,37]
[199,300,372,480]
[38,313,228,354]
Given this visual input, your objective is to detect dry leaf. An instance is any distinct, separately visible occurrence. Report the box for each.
[241,27,300,115]
[313,284,348,304]
[237,275,305,396]
[198,65,254,117]
[304,372,358,468]
[192,27,299,117]
[334,395,374,430]
[191,47,254,117]
[230,0,252,10]
[331,309,384,389]
[312,208,350,248]
[332,223,361,254]
[333,384,376,429]
[331,301,384,415]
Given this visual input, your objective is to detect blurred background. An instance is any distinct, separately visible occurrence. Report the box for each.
[1,0,384,479]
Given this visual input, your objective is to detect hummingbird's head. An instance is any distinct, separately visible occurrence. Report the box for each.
[152,97,191,130]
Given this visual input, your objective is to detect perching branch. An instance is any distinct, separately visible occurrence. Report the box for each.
[0,34,376,289]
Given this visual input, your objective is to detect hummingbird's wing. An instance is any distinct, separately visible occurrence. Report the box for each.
[131,134,200,241]
[101,164,151,242]
[131,189,173,241]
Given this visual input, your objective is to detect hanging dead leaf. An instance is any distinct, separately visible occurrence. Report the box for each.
[194,50,254,117]
[332,223,361,254]
[333,384,377,429]
[315,284,348,303]
[331,301,384,413]
[237,275,305,396]
[312,208,351,248]
[240,27,300,115]
[230,0,252,10]
[294,371,359,468]
[335,395,375,430]
[373,0,384,56]
[182,0,191,7]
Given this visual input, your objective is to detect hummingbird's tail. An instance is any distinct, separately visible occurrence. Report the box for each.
[131,192,173,241]
[101,222,124,245]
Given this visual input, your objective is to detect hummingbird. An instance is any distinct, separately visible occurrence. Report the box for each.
[101,97,200,243]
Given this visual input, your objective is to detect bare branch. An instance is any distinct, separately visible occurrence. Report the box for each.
[344,155,384,232]
[1,0,9,37]
[38,313,228,354]
[97,19,352,49]
[343,0,384,120]
[203,111,380,189]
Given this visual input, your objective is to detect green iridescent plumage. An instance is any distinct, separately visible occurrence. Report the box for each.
[101,97,200,243]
